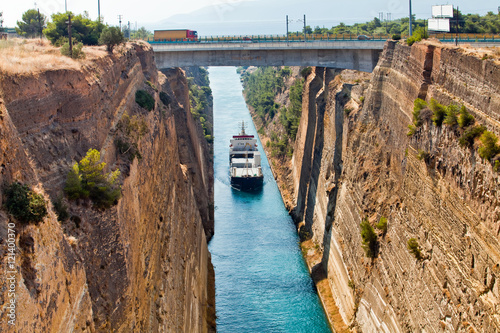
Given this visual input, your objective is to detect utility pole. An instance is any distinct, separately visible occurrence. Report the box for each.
[408,0,413,36]
[286,15,289,43]
[65,0,67,12]
[37,8,42,39]
[118,14,122,31]
[455,6,459,45]
[98,0,101,22]
[127,21,131,38]
[66,14,72,57]
[303,14,306,42]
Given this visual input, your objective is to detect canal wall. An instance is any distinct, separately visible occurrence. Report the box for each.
[0,40,215,332]
[251,41,500,331]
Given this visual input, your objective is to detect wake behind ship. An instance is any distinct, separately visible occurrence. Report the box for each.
[229,122,264,190]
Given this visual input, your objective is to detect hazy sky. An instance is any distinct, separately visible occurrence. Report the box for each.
[1,0,498,33]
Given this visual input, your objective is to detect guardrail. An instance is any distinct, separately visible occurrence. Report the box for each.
[148,33,500,44]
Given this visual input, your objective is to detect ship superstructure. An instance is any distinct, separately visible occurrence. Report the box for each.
[229,122,263,190]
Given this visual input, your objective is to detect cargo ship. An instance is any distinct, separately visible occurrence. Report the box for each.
[229,122,263,190]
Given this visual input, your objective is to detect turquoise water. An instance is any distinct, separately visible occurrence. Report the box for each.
[207,67,331,333]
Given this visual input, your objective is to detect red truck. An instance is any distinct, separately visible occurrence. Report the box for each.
[153,29,198,41]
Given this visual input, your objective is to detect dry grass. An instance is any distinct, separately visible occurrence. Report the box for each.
[0,38,108,74]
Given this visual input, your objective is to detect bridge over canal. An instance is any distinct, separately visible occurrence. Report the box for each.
[151,40,387,72]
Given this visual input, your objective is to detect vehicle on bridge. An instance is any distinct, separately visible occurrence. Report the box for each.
[153,29,198,42]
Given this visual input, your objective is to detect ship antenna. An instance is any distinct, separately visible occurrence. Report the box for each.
[239,121,246,135]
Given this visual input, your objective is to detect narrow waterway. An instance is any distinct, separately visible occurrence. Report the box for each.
[207,67,331,332]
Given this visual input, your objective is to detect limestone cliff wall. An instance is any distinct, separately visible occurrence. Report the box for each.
[288,41,500,331]
[0,42,215,332]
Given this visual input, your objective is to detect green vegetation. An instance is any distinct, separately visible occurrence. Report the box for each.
[443,104,459,126]
[44,12,105,46]
[60,41,85,59]
[494,160,500,172]
[417,149,429,161]
[243,67,284,121]
[407,124,417,136]
[52,196,69,222]
[478,131,500,160]
[459,125,486,148]
[131,27,152,40]
[115,112,148,161]
[187,69,213,144]
[430,98,446,127]
[281,78,304,141]
[307,10,500,37]
[135,90,155,111]
[99,26,125,52]
[300,67,312,78]
[412,98,427,127]
[360,219,378,258]
[458,105,475,128]
[4,182,48,224]
[64,149,121,209]
[16,9,47,38]
[406,27,429,46]
[375,216,388,233]
[407,238,422,260]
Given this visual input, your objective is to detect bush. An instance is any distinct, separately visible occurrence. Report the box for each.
[375,216,388,233]
[4,182,48,224]
[60,41,85,59]
[430,98,446,127]
[392,34,401,40]
[417,149,429,161]
[478,131,500,160]
[135,90,155,111]
[443,104,459,126]
[64,149,121,209]
[407,238,422,260]
[360,219,378,258]
[459,125,486,148]
[407,124,417,136]
[98,26,124,52]
[412,98,427,127]
[458,105,475,128]
[52,197,69,222]
[300,66,312,78]
[406,27,428,46]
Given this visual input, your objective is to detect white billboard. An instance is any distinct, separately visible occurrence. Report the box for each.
[428,18,450,32]
[432,5,454,18]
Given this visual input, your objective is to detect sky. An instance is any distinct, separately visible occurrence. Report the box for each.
[1,0,498,35]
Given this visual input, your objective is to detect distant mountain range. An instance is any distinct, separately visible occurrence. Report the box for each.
[144,0,498,36]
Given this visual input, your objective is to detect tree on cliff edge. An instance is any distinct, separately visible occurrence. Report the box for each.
[16,9,47,38]
[99,26,124,52]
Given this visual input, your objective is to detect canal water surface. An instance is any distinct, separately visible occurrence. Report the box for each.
[207,66,331,332]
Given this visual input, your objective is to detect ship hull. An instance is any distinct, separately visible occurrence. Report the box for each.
[230,176,263,191]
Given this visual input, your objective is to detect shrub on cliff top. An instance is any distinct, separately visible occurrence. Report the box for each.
[360,219,378,258]
[478,131,500,161]
[60,41,85,59]
[406,27,428,46]
[99,26,125,52]
[4,182,48,224]
[135,90,155,111]
[64,149,121,209]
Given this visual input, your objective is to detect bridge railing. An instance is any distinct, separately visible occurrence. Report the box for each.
[147,34,392,44]
[148,33,500,44]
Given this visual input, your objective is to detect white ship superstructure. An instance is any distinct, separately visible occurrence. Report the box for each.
[229,122,263,190]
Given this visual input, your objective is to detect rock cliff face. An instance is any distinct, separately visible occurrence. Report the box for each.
[0,41,215,332]
[265,41,500,331]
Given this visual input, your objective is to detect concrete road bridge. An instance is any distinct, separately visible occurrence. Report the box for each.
[151,40,387,72]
